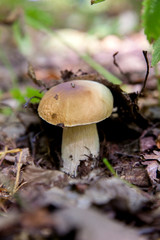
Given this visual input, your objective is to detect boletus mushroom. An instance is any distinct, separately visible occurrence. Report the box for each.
[38,80,113,177]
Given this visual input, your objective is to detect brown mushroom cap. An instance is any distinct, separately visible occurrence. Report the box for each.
[38,80,113,127]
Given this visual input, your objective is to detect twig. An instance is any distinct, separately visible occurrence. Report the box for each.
[0,148,22,155]
[139,51,149,95]
[23,96,41,108]
[113,52,125,76]
[27,62,48,89]
[0,147,24,194]
[27,62,41,87]
[0,146,8,165]
[14,181,27,192]
[113,51,130,82]
[13,150,23,194]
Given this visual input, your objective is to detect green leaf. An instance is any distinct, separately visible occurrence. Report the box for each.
[10,88,25,104]
[103,158,117,176]
[0,90,3,98]
[25,7,54,30]
[25,87,43,103]
[0,107,13,116]
[91,0,105,5]
[142,0,160,42]
[152,37,160,66]
[0,0,27,8]
[13,22,32,56]
[11,87,43,104]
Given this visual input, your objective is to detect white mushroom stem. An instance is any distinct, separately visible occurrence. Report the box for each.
[61,123,99,177]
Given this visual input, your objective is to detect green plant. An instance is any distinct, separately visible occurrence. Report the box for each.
[103,158,117,176]
[142,0,160,66]
[91,0,105,4]
[10,87,43,105]
[0,107,13,116]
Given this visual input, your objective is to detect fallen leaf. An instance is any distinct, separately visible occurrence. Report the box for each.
[142,151,160,184]
[22,208,53,229]
[143,150,160,162]
[85,177,151,213]
[142,161,160,184]
[140,136,156,152]
[22,165,68,188]
[53,207,146,240]
[122,167,150,187]
[156,134,160,149]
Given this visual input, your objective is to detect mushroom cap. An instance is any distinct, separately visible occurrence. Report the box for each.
[38,80,113,127]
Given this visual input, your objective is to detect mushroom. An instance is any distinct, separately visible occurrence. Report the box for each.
[38,80,113,177]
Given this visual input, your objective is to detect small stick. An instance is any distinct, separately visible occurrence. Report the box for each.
[0,148,22,155]
[23,96,41,108]
[27,62,48,89]
[0,147,28,201]
[13,150,23,194]
[139,51,149,95]
[0,147,24,194]
[28,62,41,87]
[0,146,8,165]
[113,52,125,76]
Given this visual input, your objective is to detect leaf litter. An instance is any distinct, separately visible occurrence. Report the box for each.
[1,39,160,240]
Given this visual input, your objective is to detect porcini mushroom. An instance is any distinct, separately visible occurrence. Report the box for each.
[38,80,113,177]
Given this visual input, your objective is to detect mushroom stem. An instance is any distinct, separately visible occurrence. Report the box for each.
[61,123,99,177]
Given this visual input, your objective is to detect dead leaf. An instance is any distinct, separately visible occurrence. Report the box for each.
[142,151,160,184]
[53,207,146,240]
[85,177,151,213]
[142,161,160,184]
[156,134,160,149]
[35,187,76,209]
[22,165,68,188]
[122,167,150,187]
[140,136,156,152]
[0,212,19,231]
[22,209,53,229]
[143,151,160,162]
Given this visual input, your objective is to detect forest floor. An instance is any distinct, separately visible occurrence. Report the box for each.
[0,28,160,240]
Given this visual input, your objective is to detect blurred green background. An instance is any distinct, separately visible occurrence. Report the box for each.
[0,0,142,38]
[0,0,146,104]
[0,0,145,93]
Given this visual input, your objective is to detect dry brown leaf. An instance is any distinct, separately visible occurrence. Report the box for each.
[146,161,159,184]
[122,167,150,187]
[53,207,146,240]
[143,150,160,162]
[142,151,160,184]
[140,136,156,152]
[156,134,160,149]
[22,165,68,188]
[22,209,53,229]
[85,177,151,213]
[34,177,151,213]
[142,161,160,184]
[0,212,19,231]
